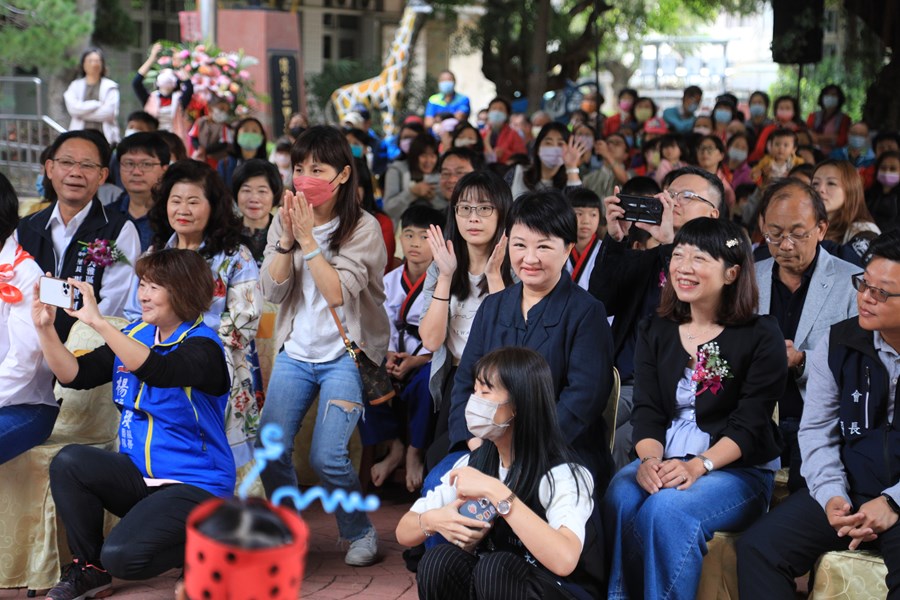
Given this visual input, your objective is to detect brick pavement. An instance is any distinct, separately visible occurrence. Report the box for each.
[0,485,419,600]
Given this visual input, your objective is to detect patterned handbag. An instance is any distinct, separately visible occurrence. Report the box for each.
[329,308,396,406]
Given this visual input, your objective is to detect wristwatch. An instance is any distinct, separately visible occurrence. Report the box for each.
[882,493,900,515]
[697,454,714,474]
[497,492,516,516]
[274,240,296,254]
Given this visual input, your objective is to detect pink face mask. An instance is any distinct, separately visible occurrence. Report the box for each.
[292,173,341,207]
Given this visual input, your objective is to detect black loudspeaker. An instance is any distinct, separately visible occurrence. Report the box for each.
[772,0,824,64]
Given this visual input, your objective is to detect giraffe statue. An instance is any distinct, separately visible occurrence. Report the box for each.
[329,0,432,136]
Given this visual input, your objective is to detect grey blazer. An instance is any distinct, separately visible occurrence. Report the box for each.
[756,248,859,396]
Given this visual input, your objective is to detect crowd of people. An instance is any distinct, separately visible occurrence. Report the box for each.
[2,52,900,599]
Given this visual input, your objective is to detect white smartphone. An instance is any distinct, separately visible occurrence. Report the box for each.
[39,276,76,310]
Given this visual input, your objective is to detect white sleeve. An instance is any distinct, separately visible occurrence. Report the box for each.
[0,263,54,408]
[97,221,141,318]
[410,454,470,513]
[538,464,595,547]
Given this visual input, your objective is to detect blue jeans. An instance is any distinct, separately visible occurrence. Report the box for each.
[258,352,371,541]
[604,459,774,600]
[0,403,59,465]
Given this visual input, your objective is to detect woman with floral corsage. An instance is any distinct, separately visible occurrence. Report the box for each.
[127,160,262,469]
[603,217,787,600]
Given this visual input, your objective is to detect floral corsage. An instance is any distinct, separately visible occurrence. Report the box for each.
[79,238,131,267]
[692,342,732,395]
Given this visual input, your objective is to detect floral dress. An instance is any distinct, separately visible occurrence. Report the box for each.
[125,236,263,467]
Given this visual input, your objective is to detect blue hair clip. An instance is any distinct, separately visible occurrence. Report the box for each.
[238,423,380,514]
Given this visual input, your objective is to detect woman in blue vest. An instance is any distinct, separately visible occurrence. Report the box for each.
[33,248,234,600]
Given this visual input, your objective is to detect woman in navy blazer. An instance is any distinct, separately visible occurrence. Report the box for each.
[603,217,787,600]
[448,189,615,487]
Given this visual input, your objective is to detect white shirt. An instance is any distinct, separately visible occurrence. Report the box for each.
[284,217,348,363]
[410,453,595,546]
[45,201,141,319]
[446,273,485,364]
[384,264,429,355]
[0,236,56,409]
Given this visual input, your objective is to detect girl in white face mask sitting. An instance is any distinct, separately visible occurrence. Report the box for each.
[508,122,588,200]
[396,347,602,600]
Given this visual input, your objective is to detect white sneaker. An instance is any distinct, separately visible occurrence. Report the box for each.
[344,528,379,566]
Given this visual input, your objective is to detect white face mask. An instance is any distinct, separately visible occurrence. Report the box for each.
[124,128,139,139]
[211,108,228,124]
[538,146,565,169]
[465,394,513,441]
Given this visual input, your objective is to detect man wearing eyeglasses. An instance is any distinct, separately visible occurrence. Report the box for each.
[754,178,859,493]
[18,130,140,341]
[738,230,900,599]
[589,165,724,470]
[111,132,170,251]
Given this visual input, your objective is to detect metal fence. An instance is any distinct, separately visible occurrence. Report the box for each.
[0,77,66,198]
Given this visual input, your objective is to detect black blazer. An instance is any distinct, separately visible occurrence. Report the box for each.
[588,234,674,370]
[449,274,614,482]
[632,314,786,467]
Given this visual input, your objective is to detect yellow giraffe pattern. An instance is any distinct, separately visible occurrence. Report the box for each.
[330,0,432,136]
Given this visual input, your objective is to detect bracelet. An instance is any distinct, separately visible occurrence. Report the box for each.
[431,296,450,302]
[566,168,580,174]
[303,247,322,261]
[274,240,296,254]
[641,456,661,464]
[418,512,433,537]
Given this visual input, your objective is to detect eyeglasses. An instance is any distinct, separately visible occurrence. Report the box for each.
[667,189,716,209]
[763,226,818,247]
[53,158,102,173]
[851,274,900,303]
[120,160,162,172]
[455,204,495,218]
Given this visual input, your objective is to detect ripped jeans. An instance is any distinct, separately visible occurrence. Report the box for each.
[258,351,372,541]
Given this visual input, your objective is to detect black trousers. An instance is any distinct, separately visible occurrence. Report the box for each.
[778,418,807,492]
[417,545,578,600]
[49,444,213,580]
[736,488,900,599]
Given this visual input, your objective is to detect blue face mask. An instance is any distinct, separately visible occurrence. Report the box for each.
[350,144,365,158]
[749,104,767,118]
[438,80,455,95]
[686,101,699,114]
[714,109,733,124]
[848,134,868,150]
[35,173,45,198]
[822,94,839,110]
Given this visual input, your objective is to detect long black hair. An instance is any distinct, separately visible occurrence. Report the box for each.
[149,159,243,259]
[469,347,589,509]
[524,122,570,191]
[444,170,514,300]
[290,125,360,252]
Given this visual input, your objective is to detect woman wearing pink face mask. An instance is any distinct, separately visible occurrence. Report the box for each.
[508,123,587,199]
[750,96,807,163]
[604,88,639,137]
[258,125,390,567]
[866,151,900,233]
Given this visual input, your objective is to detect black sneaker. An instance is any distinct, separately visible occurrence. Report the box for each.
[45,559,113,600]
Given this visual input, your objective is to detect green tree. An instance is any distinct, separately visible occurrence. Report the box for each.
[436,0,763,112]
[0,0,93,73]
[769,1,886,124]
